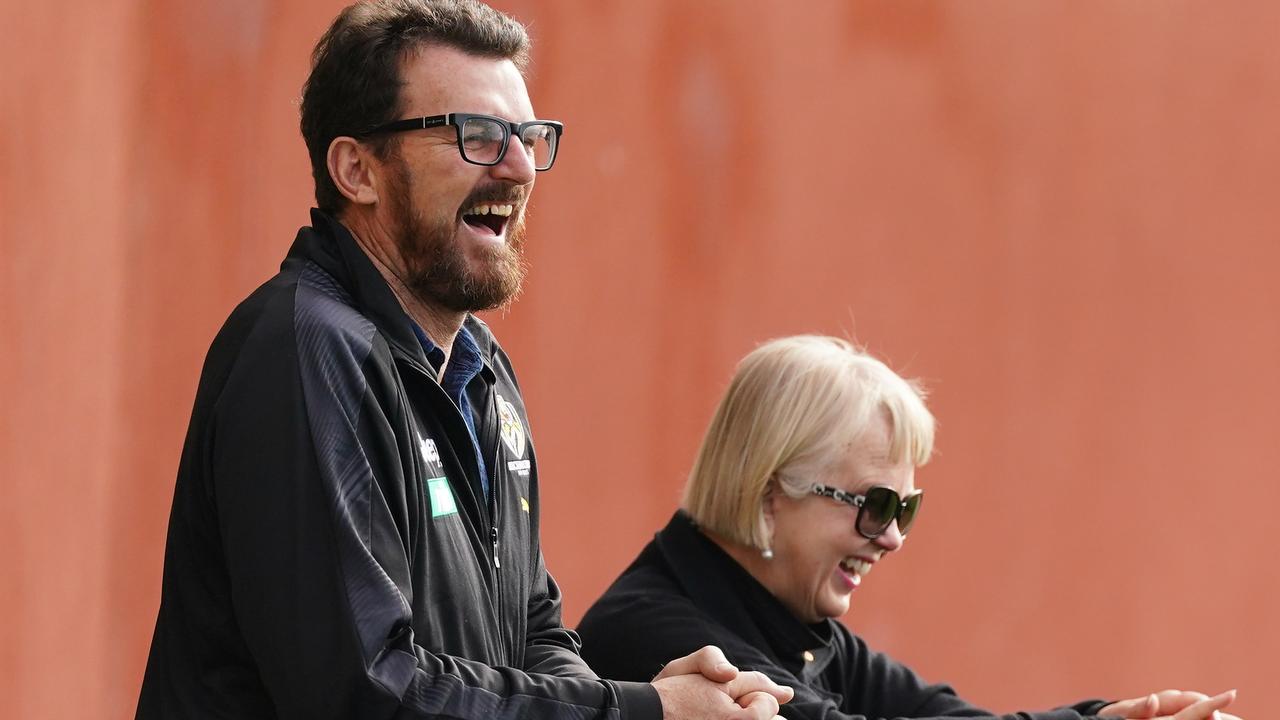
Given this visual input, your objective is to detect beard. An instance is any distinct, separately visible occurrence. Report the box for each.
[386,158,529,313]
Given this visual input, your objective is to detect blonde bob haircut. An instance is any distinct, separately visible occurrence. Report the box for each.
[682,335,935,550]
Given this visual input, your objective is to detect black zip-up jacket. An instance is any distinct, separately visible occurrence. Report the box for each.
[579,511,1112,720]
[137,210,660,720]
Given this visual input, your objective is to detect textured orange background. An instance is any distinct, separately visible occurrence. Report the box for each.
[3,2,1277,718]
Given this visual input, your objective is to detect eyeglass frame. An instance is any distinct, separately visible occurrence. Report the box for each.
[360,112,564,170]
[810,484,923,539]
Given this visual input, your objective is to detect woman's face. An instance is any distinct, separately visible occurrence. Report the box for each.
[758,416,916,624]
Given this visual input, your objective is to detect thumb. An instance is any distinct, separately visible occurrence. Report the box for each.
[653,645,738,682]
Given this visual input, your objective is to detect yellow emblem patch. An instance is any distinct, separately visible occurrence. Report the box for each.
[496,393,527,459]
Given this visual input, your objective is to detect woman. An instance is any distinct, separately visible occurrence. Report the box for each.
[578,336,1238,720]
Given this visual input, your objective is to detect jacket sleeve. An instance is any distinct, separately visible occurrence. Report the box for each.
[785,627,1113,720]
[579,572,1106,720]
[523,547,600,678]
[728,630,1110,720]
[520,555,664,720]
[211,303,659,720]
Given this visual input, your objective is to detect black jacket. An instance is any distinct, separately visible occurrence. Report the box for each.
[578,511,1111,720]
[137,210,659,720]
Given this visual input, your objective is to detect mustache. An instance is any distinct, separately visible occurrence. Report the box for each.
[459,183,527,212]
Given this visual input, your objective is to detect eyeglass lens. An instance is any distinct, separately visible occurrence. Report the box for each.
[898,492,921,534]
[460,117,557,169]
[857,487,922,537]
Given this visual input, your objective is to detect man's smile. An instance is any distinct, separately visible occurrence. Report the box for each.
[461,202,516,236]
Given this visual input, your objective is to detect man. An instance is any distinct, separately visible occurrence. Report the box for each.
[136,1,792,719]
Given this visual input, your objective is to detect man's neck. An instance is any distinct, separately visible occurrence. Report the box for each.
[340,213,465,369]
[397,290,465,365]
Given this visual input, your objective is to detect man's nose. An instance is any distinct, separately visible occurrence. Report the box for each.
[490,136,536,185]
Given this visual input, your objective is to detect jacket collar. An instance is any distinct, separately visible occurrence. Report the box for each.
[655,511,837,677]
[290,208,496,382]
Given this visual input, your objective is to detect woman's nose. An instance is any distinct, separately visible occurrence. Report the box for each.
[873,519,906,552]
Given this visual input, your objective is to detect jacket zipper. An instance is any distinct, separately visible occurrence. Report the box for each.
[489,452,501,572]
[487,393,507,662]
[488,420,502,582]
[487,386,503,573]
[490,526,501,569]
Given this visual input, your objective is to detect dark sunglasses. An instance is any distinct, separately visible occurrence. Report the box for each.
[811,485,923,539]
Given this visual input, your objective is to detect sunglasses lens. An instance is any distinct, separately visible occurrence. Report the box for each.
[898,493,923,535]
[858,487,899,537]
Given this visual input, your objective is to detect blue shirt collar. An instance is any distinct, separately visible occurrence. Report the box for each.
[410,323,488,393]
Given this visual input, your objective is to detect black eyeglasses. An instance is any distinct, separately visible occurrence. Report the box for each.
[811,485,923,539]
[362,113,564,171]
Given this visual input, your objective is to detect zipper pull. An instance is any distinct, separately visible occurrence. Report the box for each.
[490,526,501,569]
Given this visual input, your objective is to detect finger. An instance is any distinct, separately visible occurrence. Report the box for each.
[727,690,781,720]
[725,670,795,704]
[653,645,738,682]
[734,690,787,713]
[1173,690,1236,720]
[1100,693,1159,718]
[1153,689,1210,714]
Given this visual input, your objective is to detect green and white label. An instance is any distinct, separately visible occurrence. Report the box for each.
[427,477,458,518]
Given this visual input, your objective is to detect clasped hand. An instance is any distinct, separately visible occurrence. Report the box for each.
[650,645,794,720]
[1100,688,1242,720]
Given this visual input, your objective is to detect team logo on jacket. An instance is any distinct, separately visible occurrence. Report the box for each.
[495,393,526,459]
[418,436,440,466]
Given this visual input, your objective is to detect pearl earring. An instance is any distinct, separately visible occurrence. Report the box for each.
[761,548,774,560]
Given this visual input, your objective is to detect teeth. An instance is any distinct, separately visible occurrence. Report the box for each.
[840,558,871,576]
[464,204,514,217]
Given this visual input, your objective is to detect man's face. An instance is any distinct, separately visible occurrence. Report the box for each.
[379,44,538,312]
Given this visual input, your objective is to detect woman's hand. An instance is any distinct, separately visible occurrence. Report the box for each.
[1098,688,1240,719]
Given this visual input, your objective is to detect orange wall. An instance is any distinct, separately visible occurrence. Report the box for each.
[3,2,1277,718]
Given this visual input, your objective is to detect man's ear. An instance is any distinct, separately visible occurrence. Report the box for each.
[327,136,381,206]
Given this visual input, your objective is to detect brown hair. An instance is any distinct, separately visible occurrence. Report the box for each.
[300,0,530,213]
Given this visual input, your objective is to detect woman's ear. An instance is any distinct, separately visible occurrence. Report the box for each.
[761,479,778,534]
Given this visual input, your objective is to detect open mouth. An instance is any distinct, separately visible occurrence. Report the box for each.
[461,203,515,236]
[839,557,872,577]
[836,557,872,589]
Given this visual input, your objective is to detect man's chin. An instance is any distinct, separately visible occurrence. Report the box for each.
[412,265,524,314]
[399,216,527,313]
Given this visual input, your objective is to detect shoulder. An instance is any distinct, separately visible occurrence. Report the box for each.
[212,259,381,361]
[292,259,382,359]
[206,259,392,417]
[579,543,750,682]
